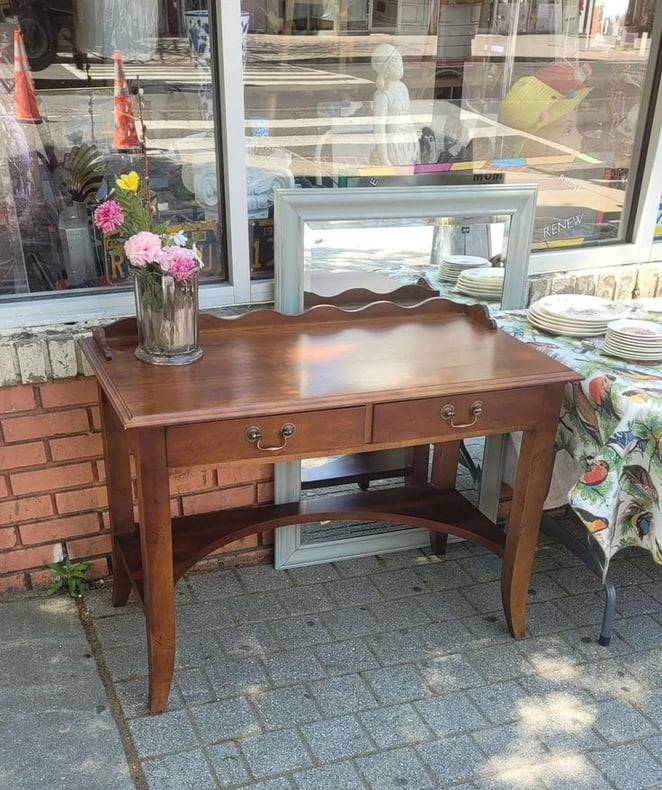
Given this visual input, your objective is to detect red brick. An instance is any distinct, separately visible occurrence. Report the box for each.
[39,378,99,409]
[0,527,17,549]
[0,441,47,470]
[0,385,36,415]
[0,495,53,524]
[182,485,255,516]
[96,459,105,482]
[19,513,101,545]
[86,557,110,581]
[0,573,27,592]
[217,464,273,486]
[170,469,215,495]
[66,533,112,559]
[55,486,107,514]
[234,548,273,566]
[90,406,101,430]
[49,433,103,462]
[3,409,89,443]
[0,543,59,573]
[11,462,94,496]
[29,568,55,589]
[260,528,274,546]
[257,482,275,504]
[0,476,6,498]
[209,535,258,554]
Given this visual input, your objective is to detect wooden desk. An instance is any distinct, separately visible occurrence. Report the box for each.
[80,300,581,714]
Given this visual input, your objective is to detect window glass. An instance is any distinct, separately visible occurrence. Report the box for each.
[0,0,225,297]
[241,0,657,282]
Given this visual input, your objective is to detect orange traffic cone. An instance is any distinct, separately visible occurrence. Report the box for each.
[112,49,141,151]
[14,29,42,124]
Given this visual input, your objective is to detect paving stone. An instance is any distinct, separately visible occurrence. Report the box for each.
[643,734,662,761]
[276,585,335,615]
[226,592,287,624]
[236,564,294,592]
[417,651,485,693]
[128,708,199,757]
[238,779,294,789]
[415,588,479,621]
[323,576,385,606]
[285,563,341,584]
[262,646,328,686]
[176,602,235,633]
[206,655,269,699]
[355,746,436,789]
[457,552,503,583]
[461,580,503,612]
[590,742,662,789]
[616,615,662,650]
[189,696,261,744]
[547,564,603,594]
[358,702,433,749]
[367,596,432,629]
[215,622,281,661]
[415,692,487,736]
[176,629,226,668]
[592,698,658,743]
[205,741,251,786]
[293,760,367,789]
[363,665,430,704]
[465,642,534,683]
[363,629,429,665]
[334,555,383,577]
[411,619,475,654]
[615,584,662,617]
[250,684,322,729]
[417,733,490,785]
[467,680,533,725]
[310,673,378,716]
[540,754,614,789]
[301,715,374,761]
[240,728,312,778]
[313,638,381,675]
[369,567,429,597]
[321,605,382,639]
[185,569,244,600]
[175,667,216,706]
[141,748,219,789]
[268,614,333,648]
[414,561,475,590]
[470,721,548,765]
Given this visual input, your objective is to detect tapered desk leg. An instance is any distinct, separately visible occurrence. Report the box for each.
[501,386,564,638]
[134,428,176,715]
[428,440,462,555]
[99,391,134,607]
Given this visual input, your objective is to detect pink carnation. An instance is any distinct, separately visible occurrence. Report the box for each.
[159,245,200,281]
[124,232,163,267]
[93,200,124,232]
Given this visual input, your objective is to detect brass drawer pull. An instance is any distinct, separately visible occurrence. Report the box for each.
[440,400,484,429]
[245,422,296,452]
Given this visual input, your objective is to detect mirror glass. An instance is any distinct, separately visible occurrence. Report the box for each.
[303,215,511,307]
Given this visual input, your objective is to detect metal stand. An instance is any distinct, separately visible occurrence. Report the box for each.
[540,513,616,646]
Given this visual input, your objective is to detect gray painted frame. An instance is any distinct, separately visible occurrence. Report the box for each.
[272,183,538,569]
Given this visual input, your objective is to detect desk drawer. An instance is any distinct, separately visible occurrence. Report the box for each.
[372,387,545,444]
[167,407,367,467]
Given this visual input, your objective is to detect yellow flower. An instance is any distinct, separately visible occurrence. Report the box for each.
[116,171,140,192]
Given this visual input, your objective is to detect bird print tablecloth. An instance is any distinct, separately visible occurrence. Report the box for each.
[497,311,662,574]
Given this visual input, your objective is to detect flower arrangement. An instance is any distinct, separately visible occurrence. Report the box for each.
[94,170,203,307]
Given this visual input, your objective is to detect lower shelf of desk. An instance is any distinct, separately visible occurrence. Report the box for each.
[117,484,505,606]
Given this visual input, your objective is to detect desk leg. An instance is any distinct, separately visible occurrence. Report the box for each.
[134,428,176,715]
[501,387,563,638]
[100,391,134,607]
[428,440,461,555]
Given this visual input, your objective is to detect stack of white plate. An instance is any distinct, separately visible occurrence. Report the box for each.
[455,268,504,300]
[438,255,491,283]
[527,294,629,337]
[602,317,662,362]
[633,297,662,320]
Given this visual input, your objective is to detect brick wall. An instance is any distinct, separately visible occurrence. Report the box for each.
[0,377,276,593]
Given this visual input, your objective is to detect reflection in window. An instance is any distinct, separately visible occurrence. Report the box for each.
[0,0,225,296]
[242,0,658,285]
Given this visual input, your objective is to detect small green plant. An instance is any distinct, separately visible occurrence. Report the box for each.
[47,557,91,598]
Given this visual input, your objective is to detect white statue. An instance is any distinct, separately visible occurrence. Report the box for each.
[370,43,420,167]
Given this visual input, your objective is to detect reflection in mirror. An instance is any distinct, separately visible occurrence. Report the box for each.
[302,215,511,309]
[275,184,537,314]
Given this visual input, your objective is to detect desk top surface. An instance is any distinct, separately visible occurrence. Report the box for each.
[81,300,580,429]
